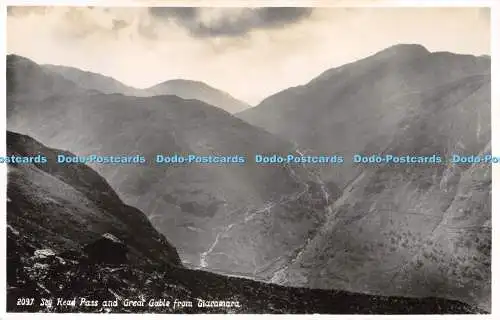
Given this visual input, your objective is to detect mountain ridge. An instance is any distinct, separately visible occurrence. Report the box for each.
[237,44,491,187]
[236,43,491,311]
[42,59,251,113]
[143,78,251,113]
[246,44,490,113]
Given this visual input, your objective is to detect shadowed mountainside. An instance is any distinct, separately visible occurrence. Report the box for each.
[238,44,491,310]
[7,130,181,267]
[7,54,338,278]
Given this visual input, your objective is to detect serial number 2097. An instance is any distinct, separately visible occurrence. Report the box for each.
[17,298,35,306]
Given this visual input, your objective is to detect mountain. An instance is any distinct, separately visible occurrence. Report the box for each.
[7,54,338,279]
[44,64,144,96]
[7,130,181,268]
[238,44,491,310]
[7,46,491,310]
[44,63,251,113]
[144,79,251,113]
[6,131,485,314]
[7,55,83,109]
[238,44,491,187]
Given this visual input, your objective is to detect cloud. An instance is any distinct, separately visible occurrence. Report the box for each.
[7,6,50,16]
[479,7,490,23]
[7,7,490,105]
[150,7,197,20]
[148,7,313,37]
[112,19,129,31]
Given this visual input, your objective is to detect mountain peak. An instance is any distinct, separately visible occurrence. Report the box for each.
[7,54,35,66]
[372,43,430,59]
[146,78,251,113]
[7,53,27,60]
[162,79,206,85]
[149,79,217,91]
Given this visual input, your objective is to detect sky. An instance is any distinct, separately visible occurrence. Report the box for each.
[6,6,491,105]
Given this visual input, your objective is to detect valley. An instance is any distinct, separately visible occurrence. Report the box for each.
[5,43,491,312]
[6,130,485,314]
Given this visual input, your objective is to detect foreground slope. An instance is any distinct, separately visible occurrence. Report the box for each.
[6,131,484,314]
[7,55,337,276]
[6,131,181,267]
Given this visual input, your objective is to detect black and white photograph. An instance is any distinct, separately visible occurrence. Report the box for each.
[4,2,493,314]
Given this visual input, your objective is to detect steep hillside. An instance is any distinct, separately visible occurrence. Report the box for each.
[7,130,181,267]
[145,79,251,113]
[268,74,491,310]
[237,45,491,309]
[7,55,337,277]
[238,44,491,187]
[6,131,485,314]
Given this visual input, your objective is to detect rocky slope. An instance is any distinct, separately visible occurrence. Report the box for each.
[7,55,338,277]
[237,44,491,310]
[262,73,492,310]
[6,131,485,314]
[7,130,181,267]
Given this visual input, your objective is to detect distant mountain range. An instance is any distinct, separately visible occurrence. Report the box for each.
[6,130,485,314]
[6,43,492,313]
[44,64,251,113]
[43,64,143,96]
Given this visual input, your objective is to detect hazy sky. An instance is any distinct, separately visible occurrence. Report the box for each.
[7,6,491,105]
